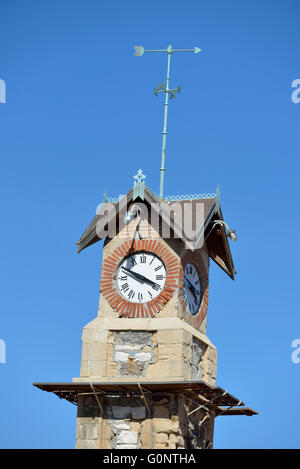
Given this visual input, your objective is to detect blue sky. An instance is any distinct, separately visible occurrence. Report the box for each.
[0,0,300,448]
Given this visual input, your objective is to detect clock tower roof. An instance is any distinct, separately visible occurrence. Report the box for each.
[76,183,236,280]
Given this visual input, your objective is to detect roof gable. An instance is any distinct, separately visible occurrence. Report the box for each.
[76,186,235,280]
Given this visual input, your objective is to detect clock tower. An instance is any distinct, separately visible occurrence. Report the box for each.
[34,45,257,449]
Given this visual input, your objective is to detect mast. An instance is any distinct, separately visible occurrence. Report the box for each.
[134,44,202,199]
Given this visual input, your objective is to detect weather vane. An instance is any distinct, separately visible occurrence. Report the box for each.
[134,44,202,199]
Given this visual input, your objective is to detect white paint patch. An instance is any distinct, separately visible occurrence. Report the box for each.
[114,351,130,362]
[117,430,138,445]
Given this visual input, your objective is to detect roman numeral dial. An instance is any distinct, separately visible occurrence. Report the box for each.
[117,252,166,303]
[182,263,202,316]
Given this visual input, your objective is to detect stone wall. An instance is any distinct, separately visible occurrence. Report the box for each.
[113,331,155,377]
[75,216,217,449]
[76,392,215,449]
[75,320,217,386]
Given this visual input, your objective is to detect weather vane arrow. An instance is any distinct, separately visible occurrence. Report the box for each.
[133,44,202,199]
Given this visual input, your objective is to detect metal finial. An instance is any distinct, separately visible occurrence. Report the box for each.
[133,169,146,184]
[134,44,202,199]
[133,169,146,200]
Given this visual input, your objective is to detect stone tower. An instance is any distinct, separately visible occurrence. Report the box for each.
[34,179,257,449]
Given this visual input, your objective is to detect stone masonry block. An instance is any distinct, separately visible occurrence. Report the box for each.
[101,440,112,449]
[141,419,152,431]
[82,343,107,361]
[207,346,217,362]
[152,419,179,434]
[107,362,118,377]
[147,361,170,378]
[80,360,89,377]
[182,330,192,346]
[110,420,131,433]
[89,360,106,377]
[158,343,183,360]
[170,360,183,377]
[154,433,169,444]
[131,407,146,420]
[141,432,152,448]
[182,361,191,379]
[153,406,170,419]
[157,329,183,344]
[107,343,114,361]
[111,406,146,420]
[79,423,98,440]
[102,421,114,439]
[112,406,132,419]
[152,332,158,343]
[115,444,140,449]
[130,422,141,432]
[81,328,94,343]
[76,438,98,449]
[94,330,109,343]
[107,332,114,344]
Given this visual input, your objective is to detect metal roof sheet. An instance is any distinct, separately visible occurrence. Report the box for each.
[33,380,257,416]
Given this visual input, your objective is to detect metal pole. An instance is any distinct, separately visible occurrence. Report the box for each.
[134,44,201,199]
[159,50,171,199]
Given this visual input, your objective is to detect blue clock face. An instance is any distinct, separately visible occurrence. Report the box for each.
[183,263,202,316]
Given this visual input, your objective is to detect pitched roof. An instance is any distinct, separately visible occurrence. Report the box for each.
[76,186,236,280]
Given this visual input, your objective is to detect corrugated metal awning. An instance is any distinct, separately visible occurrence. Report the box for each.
[33,380,257,416]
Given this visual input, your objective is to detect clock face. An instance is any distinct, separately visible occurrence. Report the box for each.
[183,262,202,316]
[117,252,166,304]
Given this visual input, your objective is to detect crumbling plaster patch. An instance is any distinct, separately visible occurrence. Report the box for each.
[113,331,156,377]
[191,337,205,379]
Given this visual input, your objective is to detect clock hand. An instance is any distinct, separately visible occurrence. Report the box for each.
[184,275,198,302]
[122,267,160,289]
[184,276,200,295]
[122,267,146,282]
[184,275,196,292]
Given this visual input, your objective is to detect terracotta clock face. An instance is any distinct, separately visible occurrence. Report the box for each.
[183,262,202,316]
[117,252,166,303]
[100,239,179,318]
